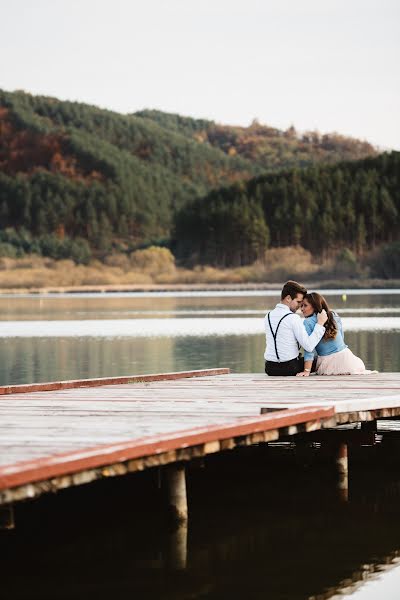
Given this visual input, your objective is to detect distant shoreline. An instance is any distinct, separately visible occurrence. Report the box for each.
[0,279,399,295]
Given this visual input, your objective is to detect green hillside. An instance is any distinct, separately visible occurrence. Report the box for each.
[174,152,400,267]
[136,109,377,170]
[0,89,259,253]
[0,89,379,262]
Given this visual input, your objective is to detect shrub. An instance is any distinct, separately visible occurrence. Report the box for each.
[67,238,91,265]
[129,246,176,276]
[262,246,318,281]
[333,248,361,278]
[0,242,20,258]
[104,253,131,271]
[370,242,400,278]
[38,235,91,264]
[0,257,16,270]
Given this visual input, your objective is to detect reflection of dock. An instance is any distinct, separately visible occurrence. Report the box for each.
[1,370,400,527]
[313,552,400,600]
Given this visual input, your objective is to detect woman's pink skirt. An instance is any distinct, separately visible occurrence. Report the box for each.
[316,348,375,376]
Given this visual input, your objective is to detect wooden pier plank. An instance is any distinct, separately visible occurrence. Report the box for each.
[1,371,400,502]
[0,405,335,491]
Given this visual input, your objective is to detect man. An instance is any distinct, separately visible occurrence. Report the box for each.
[264,280,328,376]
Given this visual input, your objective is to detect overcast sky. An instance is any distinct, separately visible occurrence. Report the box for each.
[1,0,399,149]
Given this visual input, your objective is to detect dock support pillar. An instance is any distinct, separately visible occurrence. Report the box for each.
[336,443,348,501]
[165,463,188,523]
[164,464,188,569]
[0,504,15,530]
[167,523,188,570]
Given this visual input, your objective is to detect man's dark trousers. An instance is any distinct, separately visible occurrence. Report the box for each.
[265,356,304,376]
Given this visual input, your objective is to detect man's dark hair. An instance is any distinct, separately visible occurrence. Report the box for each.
[281,280,307,300]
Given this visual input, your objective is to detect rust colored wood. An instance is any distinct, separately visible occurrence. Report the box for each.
[0,405,334,491]
[0,368,230,396]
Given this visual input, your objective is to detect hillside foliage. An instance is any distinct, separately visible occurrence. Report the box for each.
[174,152,400,266]
[0,89,378,259]
[0,89,260,251]
[136,110,377,170]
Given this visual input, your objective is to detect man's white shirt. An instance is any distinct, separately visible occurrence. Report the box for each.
[264,303,325,362]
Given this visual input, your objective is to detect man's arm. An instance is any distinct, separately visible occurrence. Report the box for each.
[303,318,317,362]
[291,310,327,352]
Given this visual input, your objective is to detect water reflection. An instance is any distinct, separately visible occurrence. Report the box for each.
[1,315,400,338]
[338,556,400,600]
[0,291,399,321]
[0,335,266,385]
[3,445,400,599]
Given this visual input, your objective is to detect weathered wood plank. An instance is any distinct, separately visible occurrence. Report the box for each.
[0,405,334,491]
[0,371,399,504]
[0,368,230,396]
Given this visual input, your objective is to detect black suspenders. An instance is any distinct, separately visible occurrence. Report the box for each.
[267,312,292,362]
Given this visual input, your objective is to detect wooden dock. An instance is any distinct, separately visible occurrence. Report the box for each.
[1,369,400,518]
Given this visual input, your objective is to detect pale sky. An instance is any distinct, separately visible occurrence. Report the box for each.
[1,0,399,149]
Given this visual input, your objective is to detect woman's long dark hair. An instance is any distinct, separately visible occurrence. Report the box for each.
[304,292,337,341]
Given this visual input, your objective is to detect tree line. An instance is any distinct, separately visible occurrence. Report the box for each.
[174,152,400,266]
[0,89,392,267]
[0,89,262,250]
[137,110,377,170]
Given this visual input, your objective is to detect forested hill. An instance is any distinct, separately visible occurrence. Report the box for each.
[0,89,378,256]
[136,109,377,171]
[0,89,260,248]
[174,152,400,267]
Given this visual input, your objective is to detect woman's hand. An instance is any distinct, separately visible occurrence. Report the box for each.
[296,370,310,377]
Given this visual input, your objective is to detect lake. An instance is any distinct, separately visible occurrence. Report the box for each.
[0,289,399,385]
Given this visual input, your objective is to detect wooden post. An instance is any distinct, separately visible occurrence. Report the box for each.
[167,523,188,570]
[336,443,348,502]
[165,464,188,523]
[156,466,162,489]
[0,504,15,530]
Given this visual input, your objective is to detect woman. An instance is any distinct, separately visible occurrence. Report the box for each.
[297,292,374,376]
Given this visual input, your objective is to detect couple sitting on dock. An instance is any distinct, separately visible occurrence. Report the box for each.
[264,280,373,377]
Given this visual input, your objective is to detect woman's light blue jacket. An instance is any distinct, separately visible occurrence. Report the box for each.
[303,312,347,361]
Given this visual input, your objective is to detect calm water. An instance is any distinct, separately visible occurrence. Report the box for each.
[0,289,399,385]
